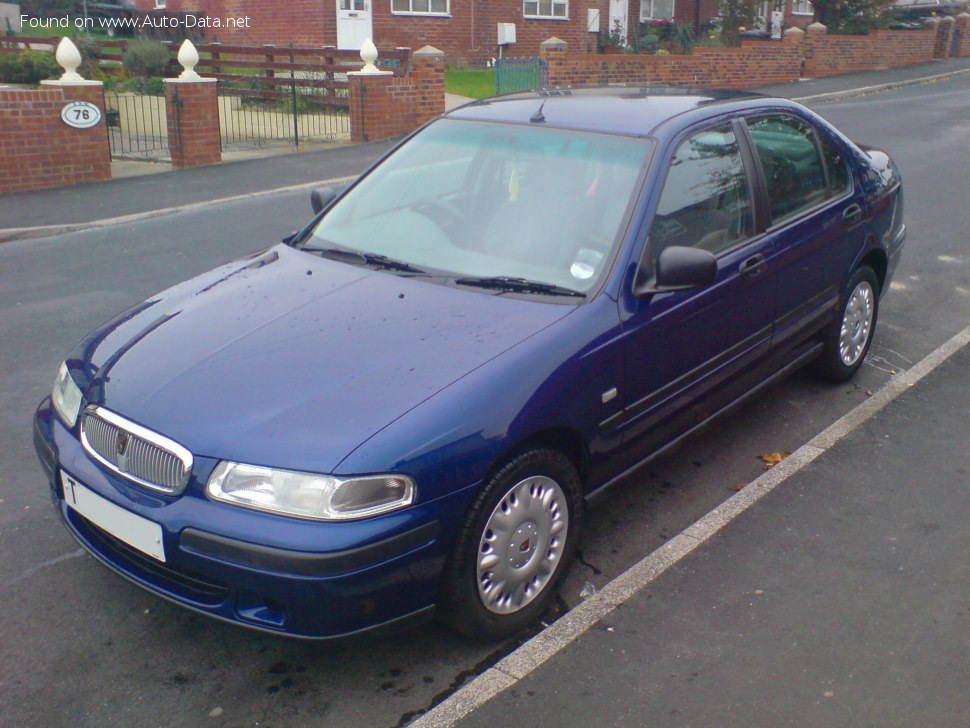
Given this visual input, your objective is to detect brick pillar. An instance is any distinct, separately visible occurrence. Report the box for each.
[348,69,396,144]
[955,13,970,57]
[42,80,111,184]
[412,45,445,127]
[803,21,826,77]
[935,16,955,59]
[539,37,568,88]
[164,78,221,169]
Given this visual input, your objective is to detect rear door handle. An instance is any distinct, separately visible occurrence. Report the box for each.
[739,253,767,279]
[843,203,864,227]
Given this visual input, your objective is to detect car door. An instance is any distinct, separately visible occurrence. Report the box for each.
[740,112,867,366]
[612,119,776,468]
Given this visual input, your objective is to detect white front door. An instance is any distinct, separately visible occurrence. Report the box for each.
[336,0,373,50]
[608,0,629,44]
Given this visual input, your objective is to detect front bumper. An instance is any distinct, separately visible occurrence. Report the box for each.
[34,400,477,639]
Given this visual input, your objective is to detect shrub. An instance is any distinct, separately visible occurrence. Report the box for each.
[122,39,170,77]
[0,49,60,84]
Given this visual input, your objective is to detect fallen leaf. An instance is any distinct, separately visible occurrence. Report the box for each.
[890,369,897,375]
[759,451,791,468]
[734,483,748,492]
[866,390,873,397]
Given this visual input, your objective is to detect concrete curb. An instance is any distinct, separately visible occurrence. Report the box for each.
[0,175,358,244]
[410,323,970,727]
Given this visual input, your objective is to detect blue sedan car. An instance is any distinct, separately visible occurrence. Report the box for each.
[34,87,905,641]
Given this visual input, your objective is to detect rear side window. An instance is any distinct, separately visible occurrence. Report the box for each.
[650,123,753,257]
[746,114,828,225]
[818,134,851,196]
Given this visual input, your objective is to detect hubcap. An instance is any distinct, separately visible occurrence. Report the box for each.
[839,280,874,367]
[477,476,568,615]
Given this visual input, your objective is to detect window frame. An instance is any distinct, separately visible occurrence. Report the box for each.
[391,0,451,16]
[523,0,570,20]
[791,0,815,15]
[739,111,856,233]
[640,0,676,21]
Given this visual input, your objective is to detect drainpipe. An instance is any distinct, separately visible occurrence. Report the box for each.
[695,0,702,34]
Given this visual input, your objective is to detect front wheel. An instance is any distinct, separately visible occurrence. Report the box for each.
[440,448,582,641]
[812,265,880,382]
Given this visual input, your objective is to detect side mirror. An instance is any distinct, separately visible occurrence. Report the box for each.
[635,246,717,296]
[310,186,338,215]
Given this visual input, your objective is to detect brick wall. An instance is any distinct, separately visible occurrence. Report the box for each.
[164,79,222,168]
[348,49,445,143]
[0,84,111,195]
[130,0,329,46]
[540,38,801,89]
[130,0,621,62]
[802,26,937,77]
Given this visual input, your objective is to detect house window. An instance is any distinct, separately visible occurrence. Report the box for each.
[392,0,450,14]
[640,0,674,21]
[523,1,569,19]
[791,0,814,14]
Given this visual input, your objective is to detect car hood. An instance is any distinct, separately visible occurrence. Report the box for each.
[74,245,572,474]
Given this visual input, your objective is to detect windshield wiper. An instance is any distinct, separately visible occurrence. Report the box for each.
[453,276,586,298]
[301,247,428,275]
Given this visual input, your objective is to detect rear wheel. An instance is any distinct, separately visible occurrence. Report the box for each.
[440,448,582,641]
[812,265,879,382]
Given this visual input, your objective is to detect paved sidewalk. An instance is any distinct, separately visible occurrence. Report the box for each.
[454,344,970,727]
[756,55,970,99]
[0,139,394,233]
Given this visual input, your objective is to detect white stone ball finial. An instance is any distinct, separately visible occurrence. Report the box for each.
[177,39,201,80]
[360,38,379,73]
[55,37,85,82]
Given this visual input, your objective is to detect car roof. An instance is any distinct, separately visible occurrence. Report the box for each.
[444,86,782,138]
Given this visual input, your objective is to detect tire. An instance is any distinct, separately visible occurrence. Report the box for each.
[440,448,582,641]
[812,265,880,382]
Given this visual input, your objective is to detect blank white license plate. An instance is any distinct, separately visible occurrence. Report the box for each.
[61,471,166,563]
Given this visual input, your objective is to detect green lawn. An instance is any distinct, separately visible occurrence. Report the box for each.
[444,68,495,99]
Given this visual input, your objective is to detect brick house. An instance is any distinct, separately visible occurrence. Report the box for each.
[128,0,727,62]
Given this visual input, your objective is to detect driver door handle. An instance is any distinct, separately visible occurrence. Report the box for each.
[843,203,864,227]
[739,253,767,279]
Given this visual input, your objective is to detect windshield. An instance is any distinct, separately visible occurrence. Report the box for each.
[305,119,652,295]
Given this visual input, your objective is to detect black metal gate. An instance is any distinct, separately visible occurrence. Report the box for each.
[104,92,169,161]
[495,57,549,95]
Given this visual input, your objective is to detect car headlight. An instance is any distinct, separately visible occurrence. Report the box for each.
[52,362,83,428]
[206,461,416,521]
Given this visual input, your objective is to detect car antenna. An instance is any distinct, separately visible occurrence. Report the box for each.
[530,96,547,123]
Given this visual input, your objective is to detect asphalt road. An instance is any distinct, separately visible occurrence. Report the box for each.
[1,75,968,728]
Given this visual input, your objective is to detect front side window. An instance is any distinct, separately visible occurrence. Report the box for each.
[817,134,851,196]
[650,123,753,257]
[641,0,675,20]
[746,114,828,225]
[791,0,814,14]
[392,0,449,13]
[524,1,569,19]
[307,119,651,295]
